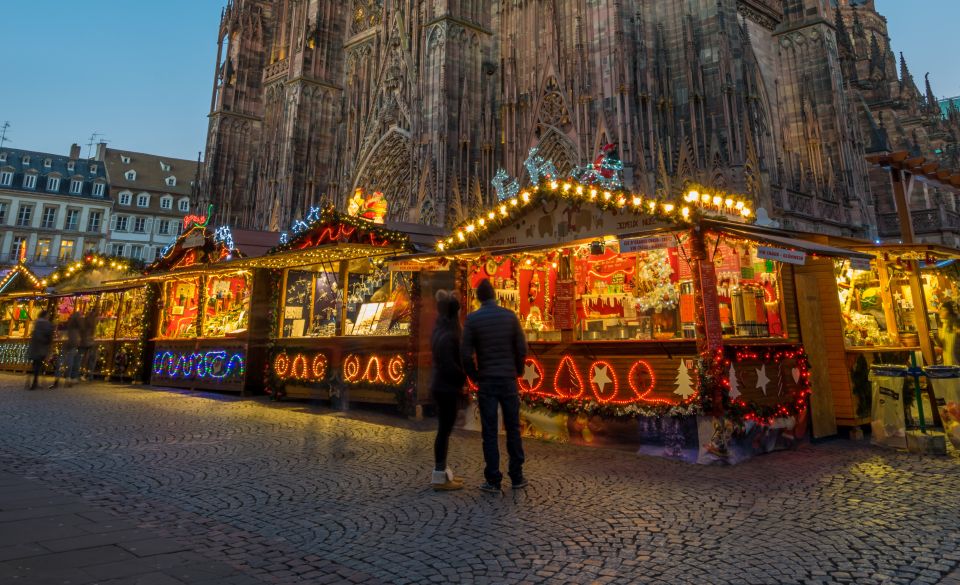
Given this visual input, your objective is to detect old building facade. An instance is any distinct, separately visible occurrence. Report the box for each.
[201,0,960,243]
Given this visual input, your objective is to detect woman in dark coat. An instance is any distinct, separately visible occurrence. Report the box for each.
[430,290,467,490]
[27,310,54,390]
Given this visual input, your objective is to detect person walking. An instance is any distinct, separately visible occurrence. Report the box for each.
[27,310,54,390]
[429,290,467,491]
[461,278,528,493]
[79,309,99,380]
[52,311,83,388]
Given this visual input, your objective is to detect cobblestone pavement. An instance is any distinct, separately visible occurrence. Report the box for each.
[1,374,959,585]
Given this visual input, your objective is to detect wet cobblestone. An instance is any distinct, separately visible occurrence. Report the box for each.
[0,375,959,584]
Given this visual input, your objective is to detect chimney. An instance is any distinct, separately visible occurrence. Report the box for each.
[95,142,107,162]
[69,143,81,160]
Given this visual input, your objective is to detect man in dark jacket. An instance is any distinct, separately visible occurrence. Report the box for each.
[461,278,528,492]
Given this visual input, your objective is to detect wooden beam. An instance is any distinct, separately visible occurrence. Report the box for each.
[891,151,910,163]
[922,162,940,175]
[905,156,926,170]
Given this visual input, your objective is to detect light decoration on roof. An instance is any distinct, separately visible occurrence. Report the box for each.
[0,264,43,292]
[269,204,411,255]
[437,179,755,252]
[213,225,236,254]
[347,189,388,224]
[42,254,131,287]
[182,204,214,231]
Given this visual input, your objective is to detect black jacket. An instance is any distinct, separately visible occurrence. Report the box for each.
[461,300,527,382]
[430,328,467,394]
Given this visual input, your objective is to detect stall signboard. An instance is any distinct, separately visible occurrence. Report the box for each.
[554,280,576,330]
[757,246,806,265]
[388,259,446,272]
[620,234,677,254]
[850,257,872,271]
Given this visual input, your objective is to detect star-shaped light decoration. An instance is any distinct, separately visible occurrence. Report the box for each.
[522,362,540,388]
[592,363,613,393]
[755,366,771,396]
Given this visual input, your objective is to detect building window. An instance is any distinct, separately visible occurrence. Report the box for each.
[111,243,125,257]
[134,217,146,233]
[118,192,131,206]
[165,176,177,187]
[10,236,27,261]
[23,173,37,189]
[160,161,171,172]
[69,179,83,194]
[93,182,106,197]
[130,245,144,260]
[43,158,52,168]
[40,207,57,229]
[67,161,75,172]
[150,246,159,262]
[87,211,102,232]
[22,156,30,166]
[160,196,172,210]
[121,155,131,164]
[83,241,97,254]
[58,239,75,261]
[16,204,33,227]
[0,153,6,163]
[114,215,129,232]
[124,170,136,181]
[136,193,149,207]
[178,199,190,212]
[0,201,7,224]
[157,219,170,235]
[35,238,51,263]
[89,164,98,174]
[46,177,61,192]
[0,171,12,186]
[65,209,80,231]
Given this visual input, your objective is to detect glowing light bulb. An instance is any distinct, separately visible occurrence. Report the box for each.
[712,196,722,206]
[735,201,745,210]
[576,185,584,195]
[632,196,642,206]
[681,207,691,218]
[465,224,476,233]
[563,183,572,192]
[688,190,700,202]
[724,198,734,208]
[509,198,518,206]
[663,203,675,213]
[701,194,711,203]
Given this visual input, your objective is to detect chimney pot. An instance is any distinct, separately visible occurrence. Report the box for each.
[69,143,81,160]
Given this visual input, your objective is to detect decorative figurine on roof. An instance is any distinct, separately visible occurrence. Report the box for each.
[491,168,520,202]
[523,147,559,186]
[572,143,624,190]
[348,188,388,224]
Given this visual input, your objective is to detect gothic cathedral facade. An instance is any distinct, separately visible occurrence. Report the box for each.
[200,0,960,244]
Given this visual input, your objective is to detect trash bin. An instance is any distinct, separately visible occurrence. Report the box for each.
[924,365,960,449]
[869,364,908,449]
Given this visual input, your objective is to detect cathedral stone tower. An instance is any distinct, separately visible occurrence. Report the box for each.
[200,0,959,243]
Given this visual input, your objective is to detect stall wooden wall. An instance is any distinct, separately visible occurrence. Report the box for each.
[793,259,848,437]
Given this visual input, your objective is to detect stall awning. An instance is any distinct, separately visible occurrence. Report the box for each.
[703,220,874,261]
[234,242,406,270]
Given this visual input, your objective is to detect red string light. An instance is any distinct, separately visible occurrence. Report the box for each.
[517,357,545,394]
[553,355,586,399]
[588,360,620,404]
[343,354,361,382]
[387,355,406,385]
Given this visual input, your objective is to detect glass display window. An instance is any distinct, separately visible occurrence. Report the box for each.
[116,288,147,340]
[0,298,40,338]
[836,260,892,347]
[345,259,412,337]
[94,292,121,340]
[281,267,342,338]
[202,273,251,337]
[55,295,94,327]
[159,277,200,339]
[706,238,787,340]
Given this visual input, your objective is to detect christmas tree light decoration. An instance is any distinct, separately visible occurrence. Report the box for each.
[554,355,586,399]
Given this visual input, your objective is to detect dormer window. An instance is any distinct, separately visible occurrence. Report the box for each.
[118,192,132,206]
[47,177,61,192]
[69,179,83,195]
[160,196,173,210]
[44,158,52,168]
[93,182,106,197]
[22,156,30,166]
[125,170,136,181]
[178,198,190,212]
[137,193,149,207]
[89,164,98,174]
[160,161,171,172]
[23,173,37,189]
[165,176,177,187]
[0,153,7,163]
[67,161,75,172]
[0,170,12,186]
[121,155,131,164]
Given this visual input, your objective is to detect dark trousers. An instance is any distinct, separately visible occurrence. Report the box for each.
[478,379,525,485]
[30,359,44,388]
[433,392,459,471]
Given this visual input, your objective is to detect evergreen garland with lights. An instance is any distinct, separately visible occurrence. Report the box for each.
[270,205,412,255]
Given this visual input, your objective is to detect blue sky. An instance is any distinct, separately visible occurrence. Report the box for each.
[0,1,956,160]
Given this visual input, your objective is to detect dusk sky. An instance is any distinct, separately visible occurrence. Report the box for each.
[0,0,956,161]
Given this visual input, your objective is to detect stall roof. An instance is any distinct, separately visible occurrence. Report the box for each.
[702,220,874,260]
[233,242,403,270]
[231,229,279,259]
[384,221,447,251]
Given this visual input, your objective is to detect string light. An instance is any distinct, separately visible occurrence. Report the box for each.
[272,351,329,382]
[152,350,245,381]
[588,360,620,404]
[342,353,407,386]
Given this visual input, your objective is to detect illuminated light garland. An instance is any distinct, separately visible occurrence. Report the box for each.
[152,350,245,382]
[44,254,132,287]
[0,264,43,292]
[439,178,755,252]
[362,355,385,384]
[588,360,620,404]
[273,353,290,378]
[290,353,310,380]
[272,351,330,382]
[270,205,412,255]
[312,354,329,380]
[387,355,406,385]
[342,354,361,382]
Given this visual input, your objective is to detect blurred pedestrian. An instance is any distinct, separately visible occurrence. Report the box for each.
[27,310,54,390]
[938,301,960,365]
[429,290,467,491]
[52,310,82,388]
[80,308,99,380]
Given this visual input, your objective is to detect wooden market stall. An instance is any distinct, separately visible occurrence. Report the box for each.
[434,178,869,461]
[118,219,273,394]
[0,263,45,372]
[256,206,449,410]
[40,255,148,381]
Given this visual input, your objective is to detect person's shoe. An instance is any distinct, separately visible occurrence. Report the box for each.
[48,381,59,389]
[478,482,502,494]
[432,479,464,491]
[511,477,529,489]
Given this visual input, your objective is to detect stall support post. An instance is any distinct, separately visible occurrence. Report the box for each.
[907,261,936,366]
[908,352,927,433]
[690,227,724,413]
